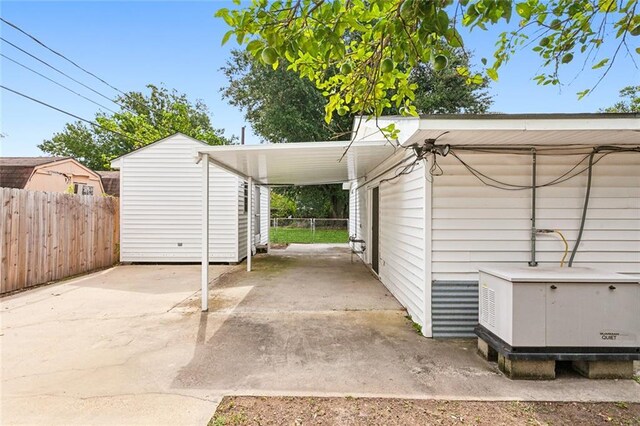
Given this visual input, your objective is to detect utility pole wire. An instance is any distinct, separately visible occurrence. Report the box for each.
[1,19,182,137]
[0,85,146,146]
[0,37,122,107]
[1,53,118,114]
[1,17,125,96]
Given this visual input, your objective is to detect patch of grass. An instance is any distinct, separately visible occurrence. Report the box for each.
[405,315,422,334]
[208,412,247,426]
[270,227,348,244]
[633,375,640,385]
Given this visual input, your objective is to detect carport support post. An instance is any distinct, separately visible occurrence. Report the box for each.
[201,153,209,311]
[247,176,253,272]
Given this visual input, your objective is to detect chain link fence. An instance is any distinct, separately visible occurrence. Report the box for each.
[270,218,348,244]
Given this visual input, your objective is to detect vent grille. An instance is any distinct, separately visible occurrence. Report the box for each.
[480,285,496,327]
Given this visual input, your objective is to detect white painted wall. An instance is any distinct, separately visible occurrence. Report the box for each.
[113,134,241,262]
[260,186,270,245]
[431,151,640,281]
[237,180,248,260]
[350,147,639,338]
[237,182,269,258]
[378,161,427,328]
[351,151,429,334]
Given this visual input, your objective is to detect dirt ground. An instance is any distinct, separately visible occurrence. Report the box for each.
[211,396,640,426]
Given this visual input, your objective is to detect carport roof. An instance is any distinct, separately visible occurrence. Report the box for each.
[197,140,397,185]
[196,114,640,186]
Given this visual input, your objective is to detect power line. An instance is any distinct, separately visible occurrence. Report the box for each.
[1,37,179,139]
[1,53,118,114]
[0,37,122,108]
[0,85,145,145]
[0,20,183,137]
[1,17,125,96]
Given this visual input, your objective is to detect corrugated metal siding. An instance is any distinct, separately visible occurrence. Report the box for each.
[431,281,478,338]
[432,152,640,281]
[378,161,426,327]
[119,135,240,262]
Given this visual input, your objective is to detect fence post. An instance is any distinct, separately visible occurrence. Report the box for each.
[311,218,315,243]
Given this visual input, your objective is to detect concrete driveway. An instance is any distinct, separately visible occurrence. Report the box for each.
[2,245,639,425]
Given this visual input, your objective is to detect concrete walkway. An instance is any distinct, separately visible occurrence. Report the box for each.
[2,245,639,425]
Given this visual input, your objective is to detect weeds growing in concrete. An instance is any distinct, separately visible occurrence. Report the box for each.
[405,315,422,334]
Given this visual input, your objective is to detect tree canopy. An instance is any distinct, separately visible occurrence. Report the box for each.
[217,0,639,128]
[39,84,231,170]
[221,50,353,143]
[221,49,491,217]
[601,85,640,112]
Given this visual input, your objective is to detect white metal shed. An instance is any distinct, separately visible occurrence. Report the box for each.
[111,133,269,264]
[198,113,640,339]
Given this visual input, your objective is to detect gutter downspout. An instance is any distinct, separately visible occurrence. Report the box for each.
[528,148,538,267]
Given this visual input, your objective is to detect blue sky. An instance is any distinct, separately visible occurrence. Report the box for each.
[1,1,638,157]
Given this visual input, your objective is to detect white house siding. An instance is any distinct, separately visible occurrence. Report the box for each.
[118,135,240,262]
[352,155,428,333]
[430,151,640,337]
[432,151,640,281]
[237,183,268,258]
[259,186,270,245]
[237,180,248,260]
[378,161,427,329]
[348,186,359,239]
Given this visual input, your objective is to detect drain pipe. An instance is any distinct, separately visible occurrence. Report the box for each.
[528,148,538,267]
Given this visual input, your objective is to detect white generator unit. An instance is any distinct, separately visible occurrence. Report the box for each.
[476,266,640,360]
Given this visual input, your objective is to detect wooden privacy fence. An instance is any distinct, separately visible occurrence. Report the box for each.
[1,188,119,294]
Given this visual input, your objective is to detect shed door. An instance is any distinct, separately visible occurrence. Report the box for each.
[371,186,379,274]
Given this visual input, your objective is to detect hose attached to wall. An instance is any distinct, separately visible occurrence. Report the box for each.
[537,229,569,267]
[555,230,569,267]
[568,149,596,267]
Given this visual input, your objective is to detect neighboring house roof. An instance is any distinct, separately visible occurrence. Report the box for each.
[97,171,120,197]
[0,157,69,188]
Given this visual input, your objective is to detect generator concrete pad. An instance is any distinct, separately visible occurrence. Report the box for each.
[2,245,640,425]
[573,360,635,379]
[477,337,498,362]
[498,354,556,380]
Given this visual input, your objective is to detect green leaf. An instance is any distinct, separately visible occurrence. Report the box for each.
[591,58,609,69]
[456,66,470,76]
[486,68,499,81]
[515,3,532,19]
[502,5,512,22]
[577,89,590,99]
[221,30,233,46]
[246,39,263,53]
[436,10,450,33]
[598,0,617,12]
[469,73,484,84]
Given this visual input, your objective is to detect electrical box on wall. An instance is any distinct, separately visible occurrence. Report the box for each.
[477,266,640,354]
